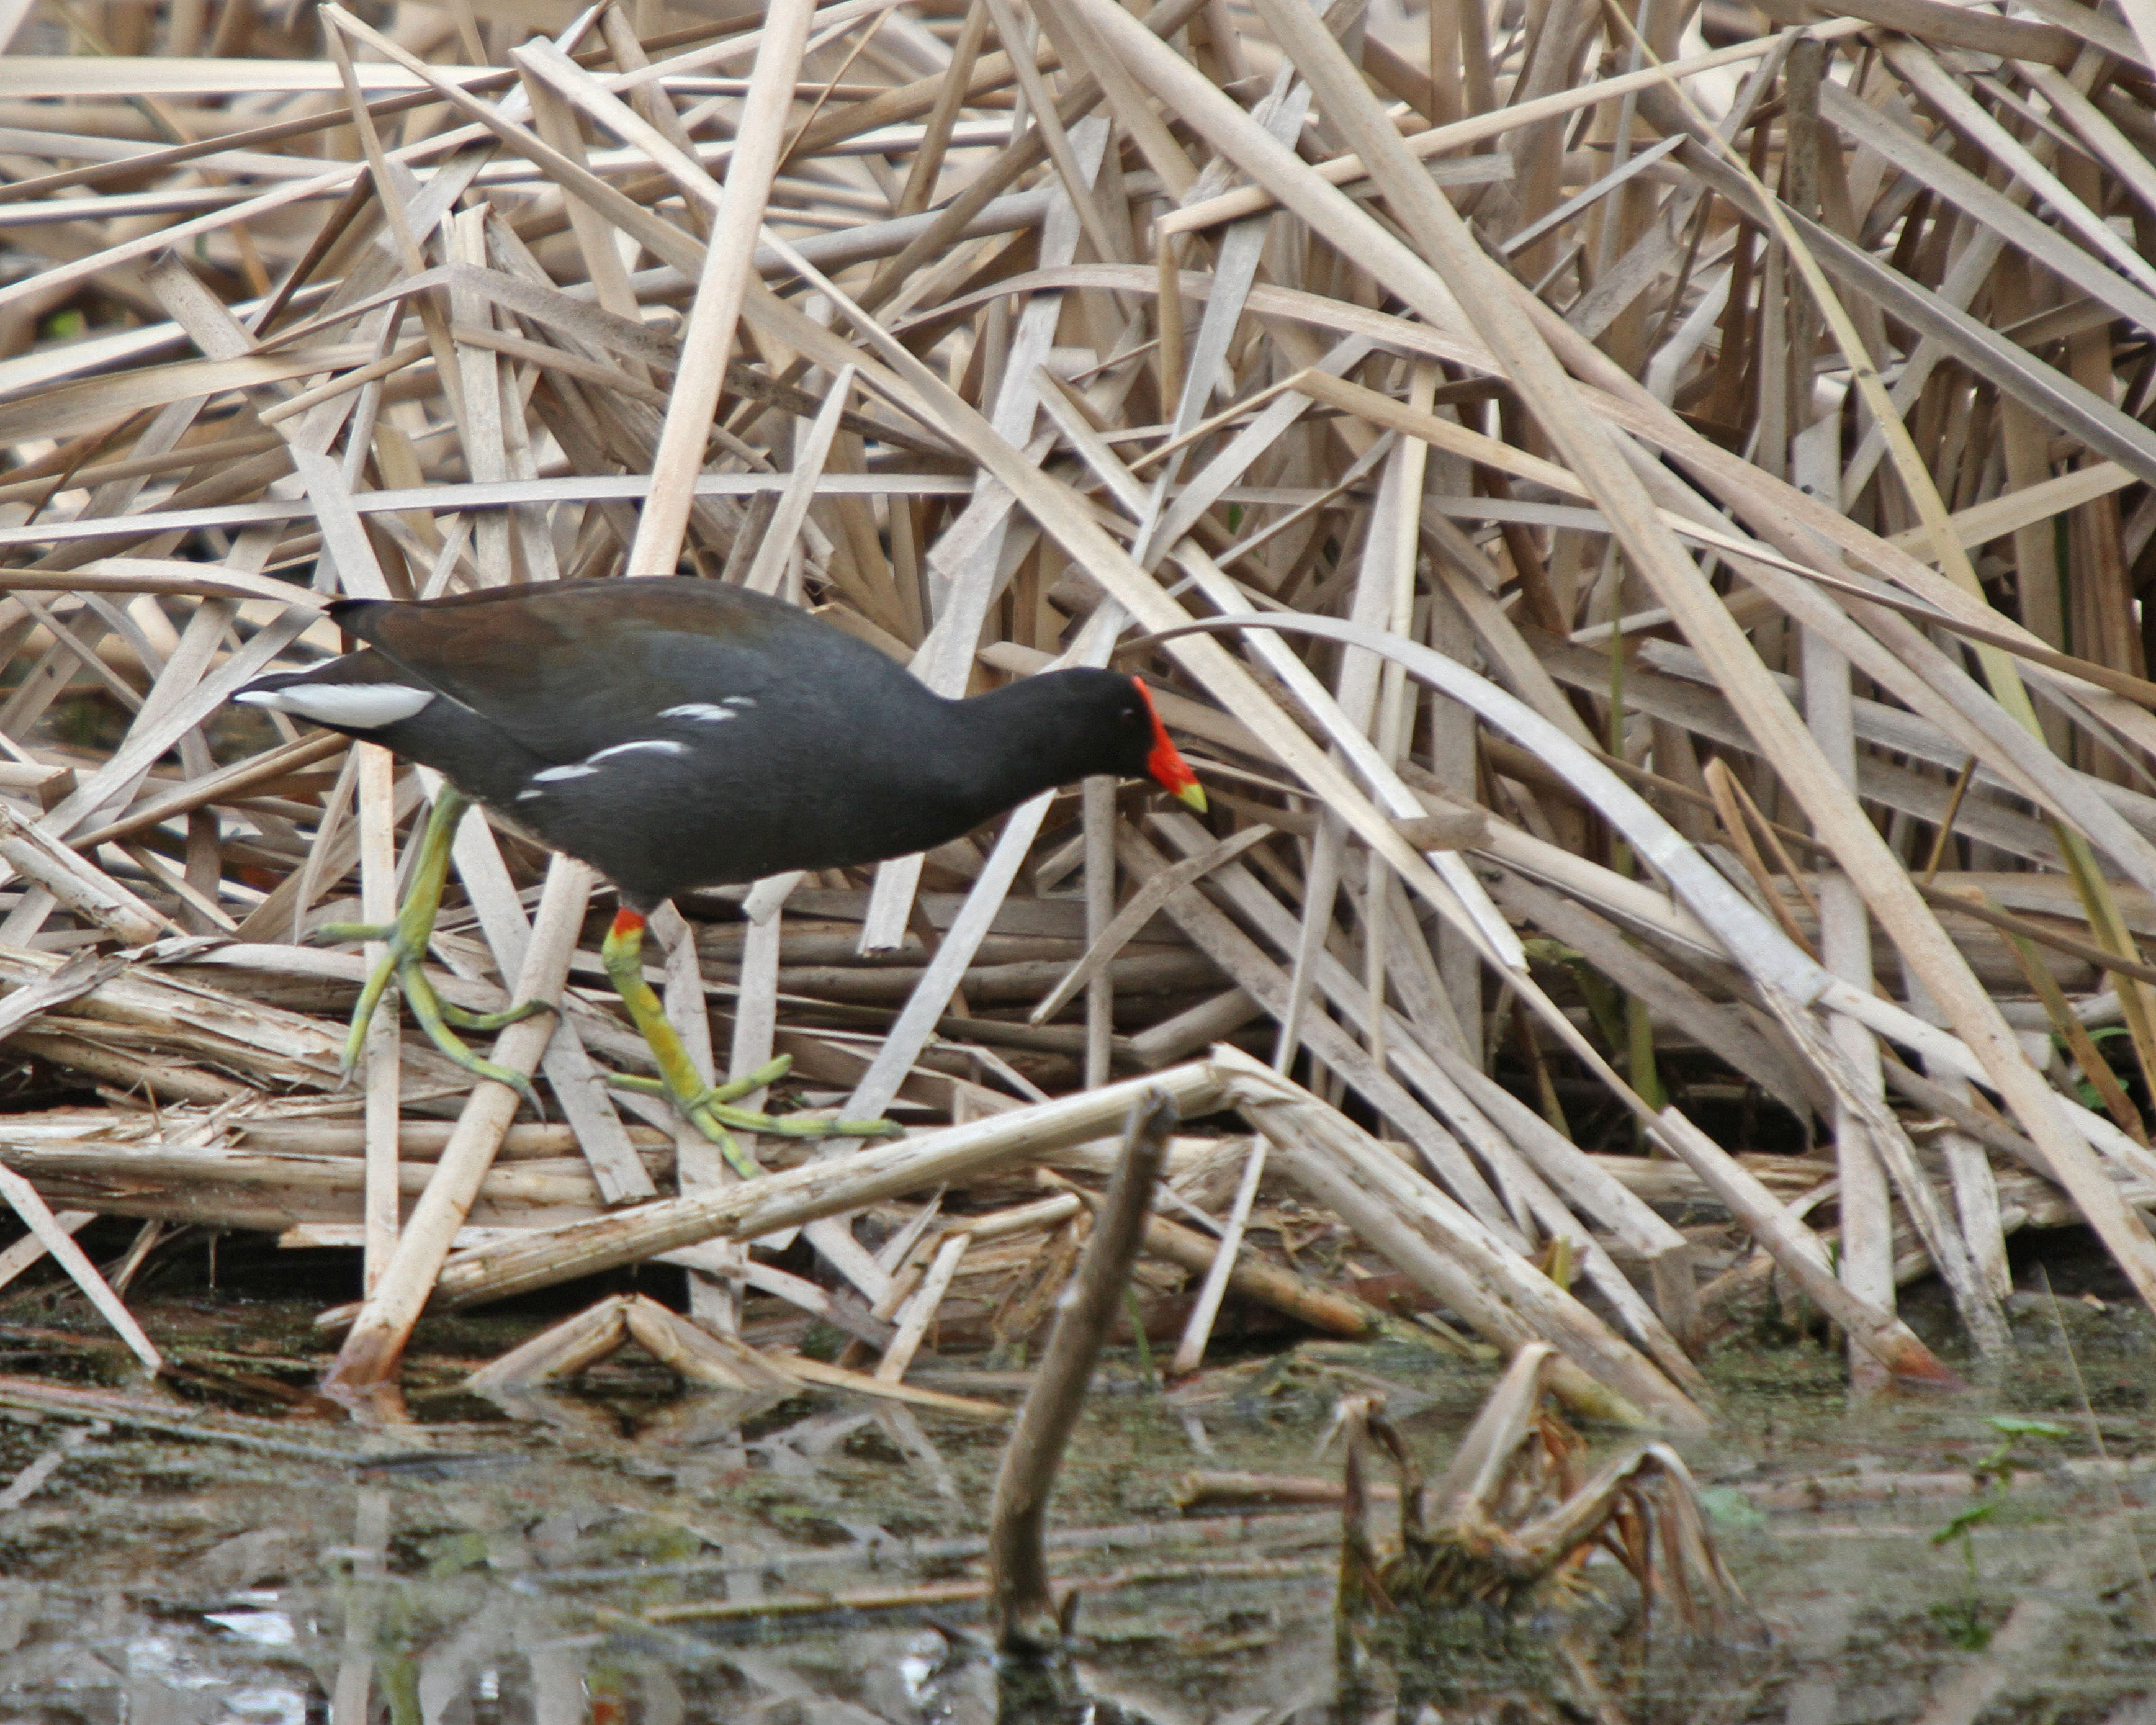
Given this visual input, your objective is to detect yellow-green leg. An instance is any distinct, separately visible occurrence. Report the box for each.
[600,908,899,1178]
[312,786,550,1112]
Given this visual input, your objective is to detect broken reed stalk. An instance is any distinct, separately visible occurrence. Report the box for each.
[403,1060,1228,1315]
[989,1088,1175,1654]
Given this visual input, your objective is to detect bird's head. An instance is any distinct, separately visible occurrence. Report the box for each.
[1075,671,1208,811]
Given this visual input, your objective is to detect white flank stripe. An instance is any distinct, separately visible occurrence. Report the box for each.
[658,703,735,723]
[531,763,601,783]
[235,683,434,727]
[586,739,688,762]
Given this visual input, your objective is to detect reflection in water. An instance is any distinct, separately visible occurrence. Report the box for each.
[0,1471,2121,1724]
[0,1450,1327,1724]
[4,1315,2155,1721]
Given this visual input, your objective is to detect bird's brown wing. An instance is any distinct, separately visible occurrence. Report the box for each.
[330,580,801,763]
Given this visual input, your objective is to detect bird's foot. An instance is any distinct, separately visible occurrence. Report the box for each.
[310,903,434,1079]
[435,998,555,1034]
[398,964,549,1119]
[600,1069,759,1177]
[309,789,549,1116]
[600,910,900,1174]
[601,1055,901,1173]
[320,922,549,1116]
[312,925,552,1035]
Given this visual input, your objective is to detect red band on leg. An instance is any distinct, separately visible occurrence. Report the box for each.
[611,908,646,938]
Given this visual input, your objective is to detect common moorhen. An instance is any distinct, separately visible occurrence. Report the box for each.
[235,578,1207,1160]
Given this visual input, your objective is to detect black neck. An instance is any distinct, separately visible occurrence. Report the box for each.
[937,675,1119,823]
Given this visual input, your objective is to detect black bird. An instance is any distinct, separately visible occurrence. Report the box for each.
[235,577,1206,1158]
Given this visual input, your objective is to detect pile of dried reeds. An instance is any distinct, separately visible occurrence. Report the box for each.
[1,0,2155,1420]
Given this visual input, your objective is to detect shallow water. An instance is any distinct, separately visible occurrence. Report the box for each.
[2,1266,2155,1723]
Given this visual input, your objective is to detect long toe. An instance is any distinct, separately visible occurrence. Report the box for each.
[436,998,554,1032]
[688,1096,902,1139]
[310,921,396,945]
[402,963,548,1117]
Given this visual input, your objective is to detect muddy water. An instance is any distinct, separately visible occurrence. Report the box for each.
[1,1271,2154,1723]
